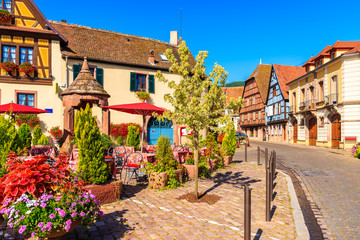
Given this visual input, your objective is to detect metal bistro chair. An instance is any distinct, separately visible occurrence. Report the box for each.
[108,145,127,180]
[123,152,144,184]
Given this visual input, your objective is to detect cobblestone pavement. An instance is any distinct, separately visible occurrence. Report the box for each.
[1,148,298,240]
[251,141,360,240]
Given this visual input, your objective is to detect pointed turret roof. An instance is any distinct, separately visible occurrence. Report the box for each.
[62,57,110,97]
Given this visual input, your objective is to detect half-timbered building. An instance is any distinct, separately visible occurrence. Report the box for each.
[265,64,305,143]
[239,64,271,141]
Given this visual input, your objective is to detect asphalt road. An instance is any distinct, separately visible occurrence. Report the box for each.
[250,141,360,240]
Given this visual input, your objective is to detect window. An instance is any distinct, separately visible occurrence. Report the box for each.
[247,113,250,120]
[130,72,155,93]
[301,89,305,102]
[250,83,253,89]
[305,66,309,73]
[253,112,256,120]
[319,117,325,127]
[2,46,16,63]
[278,104,281,114]
[252,96,256,104]
[330,51,335,60]
[136,74,146,91]
[318,81,324,101]
[17,93,34,107]
[242,114,244,122]
[159,53,168,62]
[258,110,261,119]
[0,0,11,12]
[20,47,33,64]
[247,98,250,106]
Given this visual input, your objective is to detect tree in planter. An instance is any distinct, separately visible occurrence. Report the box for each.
[155,41,242,198]
[32,125,42,145]
[0,114,17,178]
[221,123,237,165]
[74,104,110,185]
[145,135,181,189]
[126,124,140,148]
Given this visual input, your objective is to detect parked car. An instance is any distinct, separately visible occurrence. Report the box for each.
[236,132,250,147]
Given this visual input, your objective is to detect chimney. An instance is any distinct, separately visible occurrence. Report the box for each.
[170,31,178,45]
[61,19,67,23]
[148,50,155,64]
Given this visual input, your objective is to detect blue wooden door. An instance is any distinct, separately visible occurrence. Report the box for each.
[147,117,173,145]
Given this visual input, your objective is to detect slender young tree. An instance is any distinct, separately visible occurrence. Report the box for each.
[156,41,242,198]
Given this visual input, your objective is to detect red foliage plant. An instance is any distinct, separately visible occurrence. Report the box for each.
[0,61,18,72]
[18,62,36,75]
[49,126,63,139]
[15,114,40,128]
[110,122,142,138]
[0,10,13,23]
[0,153,71,205]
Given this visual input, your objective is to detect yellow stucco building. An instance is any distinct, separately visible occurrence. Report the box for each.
[287,41,360,149]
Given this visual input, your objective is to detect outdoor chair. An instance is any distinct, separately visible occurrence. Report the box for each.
[112,145,127,180]
[144,145,156,153]
[123,152,144,184]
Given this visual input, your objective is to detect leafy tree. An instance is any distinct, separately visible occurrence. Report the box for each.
[156,41,242,198]
[38,134,49,145]
[0,115,17,177]
[126,124,140,148]
[32,125,42,145]
[221,123,237,156]
[74,104,109,184]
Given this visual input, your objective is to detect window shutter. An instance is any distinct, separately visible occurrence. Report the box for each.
[73,65,81,80]
[130,72,136,91]
[96,68,104,86]
[148,74,155,93]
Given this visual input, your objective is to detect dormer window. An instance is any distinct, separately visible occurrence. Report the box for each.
[330,51,335,60]
[159,53,168,62]
[0,0,12,12]
[305,66,309,73]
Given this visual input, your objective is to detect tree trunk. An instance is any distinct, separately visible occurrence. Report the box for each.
[193,131,199,199]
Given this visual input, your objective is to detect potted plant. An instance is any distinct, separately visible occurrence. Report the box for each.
[49,126,63,145]
[0,61,18,75]
[221,123,237,166]
[18,62,36,77]
[205,132,222,170]
[0,154,103,239]
[183,154,209,179]
[0,10,13,24]
[136,91,150,102]
[145,135,183,189]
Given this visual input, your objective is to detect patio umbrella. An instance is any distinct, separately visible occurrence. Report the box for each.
[103,102,166,152]
[0,103,49,114]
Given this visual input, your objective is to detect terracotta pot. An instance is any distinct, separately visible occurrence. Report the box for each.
[208,158,218,170]
[149,169,183,189]
[174,168,184,182]
[183,164,196,179]
[46,218,82,239]
[85,180,122,205]
[223,155,233,166]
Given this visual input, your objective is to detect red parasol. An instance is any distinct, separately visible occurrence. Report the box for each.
[0,103,49,114]
[103,102,166,152]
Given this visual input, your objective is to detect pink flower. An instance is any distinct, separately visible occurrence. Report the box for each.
[99,211,104,217]
[65,225,70,231]
[66,220,72,226]
[58,209,66,217]
[80,212,85,217]
[19,225,26,234]
[49,213,55,219]
[8,223,13,228]
[31,232,36,237]
[71,212,78,218]
[38,222,44,228]
[40,203,47,208]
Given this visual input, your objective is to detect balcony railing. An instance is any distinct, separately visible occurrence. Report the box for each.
[325,93,339,105]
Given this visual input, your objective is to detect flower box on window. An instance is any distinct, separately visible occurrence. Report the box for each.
[19,62,36,77]
[136,91,150,102]
[0,10,13,25]
[0,61,18,76]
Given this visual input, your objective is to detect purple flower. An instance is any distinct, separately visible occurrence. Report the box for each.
[58,209,66,217]
[46,222,52,231]
[69,207,73,210]
[41,227,46,232]
[8,223,13,228]
[0,208,6,214]
[71,212,78,218]
[18,225,26,234]
[72,203,76,206]
[86,199,90,203]
[49,213,55,219]
[56,196,61,201]
[38,222,44,228]
[99,211,104,217]
[31,232,36,237]
[66,220,72,225]
[20,216,25,220]
[65,225,70,231]
[40,203,47,208]
[80,212,85,217]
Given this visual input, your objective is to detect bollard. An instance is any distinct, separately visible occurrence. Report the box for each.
[266,168,272,221]
[271,151,276,181]
[244,184,251,240]
[257,146,261,165]
[245,143,248,162]
[265,147,268,169]
[273,151,276,179]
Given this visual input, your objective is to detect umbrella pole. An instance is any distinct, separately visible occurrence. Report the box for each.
[141,115,145,153]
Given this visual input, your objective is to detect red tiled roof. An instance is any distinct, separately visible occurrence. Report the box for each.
[0,25,56,34]
[325,41,360,53]
[50,21,196,70]
[246,64,272,103]
[342,44,360,55]
[302,56,315,67]
[312,45,332,61]
[221,87,244,103]
[272,64,306,99]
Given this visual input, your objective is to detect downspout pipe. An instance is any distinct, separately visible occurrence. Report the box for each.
[65,55,69,88]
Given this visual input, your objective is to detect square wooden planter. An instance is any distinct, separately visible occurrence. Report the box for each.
[148,169,184,189]
[85,180,122,205]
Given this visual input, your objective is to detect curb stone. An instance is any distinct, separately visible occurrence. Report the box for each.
[278,170,310,240]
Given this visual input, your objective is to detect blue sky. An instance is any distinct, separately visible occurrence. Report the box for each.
[38,0,360,83]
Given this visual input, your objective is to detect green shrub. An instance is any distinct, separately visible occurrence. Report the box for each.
[32,125,42,145]
[116,136,124,145]
[12,123,32,152]
[74,104,109,184]
[38,134,49,145]
[101,133,114,152]
[221,123,237,156]
[126,124,140,148]
[0,114,17,177]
